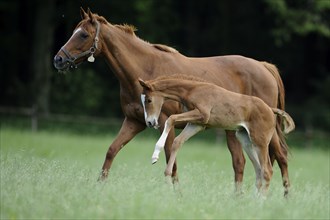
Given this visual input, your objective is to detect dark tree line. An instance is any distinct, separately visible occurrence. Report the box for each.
[1,0,329,130]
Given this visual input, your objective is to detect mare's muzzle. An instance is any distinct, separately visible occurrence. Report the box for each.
[53,54,71,71]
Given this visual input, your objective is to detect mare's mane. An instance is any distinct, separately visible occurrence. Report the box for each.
[82,14,178,54]
[114,24,137,35]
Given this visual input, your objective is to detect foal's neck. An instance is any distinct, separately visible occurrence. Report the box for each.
[155,79,202,103]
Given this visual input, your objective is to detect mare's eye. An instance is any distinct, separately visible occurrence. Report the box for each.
[80,32,89,39]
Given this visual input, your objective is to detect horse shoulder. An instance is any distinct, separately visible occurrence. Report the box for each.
[189,86,218,124]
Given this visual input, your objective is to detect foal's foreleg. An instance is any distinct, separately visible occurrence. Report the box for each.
[152,109,204,164]
[165,123,204,176]
[152,118,174,164]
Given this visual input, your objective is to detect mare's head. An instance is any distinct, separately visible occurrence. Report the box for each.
[54,8,103,71]
[139,79,165,129]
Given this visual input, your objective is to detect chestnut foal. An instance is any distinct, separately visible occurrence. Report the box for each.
[139,75,295,196]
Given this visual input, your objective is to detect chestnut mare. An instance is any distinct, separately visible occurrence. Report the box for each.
[54,8,290,195]
[139,75,295,196]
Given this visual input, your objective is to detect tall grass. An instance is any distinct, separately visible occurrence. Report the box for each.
[1,125,329,219]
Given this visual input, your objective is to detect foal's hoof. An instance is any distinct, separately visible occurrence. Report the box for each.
[151,157,158,164]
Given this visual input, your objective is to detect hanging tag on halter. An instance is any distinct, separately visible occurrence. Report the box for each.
[87,54,95,62]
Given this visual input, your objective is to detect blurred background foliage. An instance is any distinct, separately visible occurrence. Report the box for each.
[0,0,329,131]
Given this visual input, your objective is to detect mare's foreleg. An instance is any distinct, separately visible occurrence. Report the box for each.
[99,117,145,181]
[163,127,179,183]
[165,123,204,176]
[156,114,179,182]
[226,130,246,194]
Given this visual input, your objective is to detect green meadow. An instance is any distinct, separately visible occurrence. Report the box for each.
[0,118,329,219]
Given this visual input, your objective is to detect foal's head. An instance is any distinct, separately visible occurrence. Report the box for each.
[139,79,165,129]
[54,8,103,71]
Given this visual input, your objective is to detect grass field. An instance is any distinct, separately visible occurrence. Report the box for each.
[0,121,329,219]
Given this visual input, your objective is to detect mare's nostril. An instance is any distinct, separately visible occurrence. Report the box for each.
[54,55,63,64]
[147,121,153,127]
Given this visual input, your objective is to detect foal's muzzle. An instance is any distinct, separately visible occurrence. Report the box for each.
[146,118,159,129]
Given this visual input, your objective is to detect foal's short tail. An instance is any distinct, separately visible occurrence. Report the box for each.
[272,108,295,134]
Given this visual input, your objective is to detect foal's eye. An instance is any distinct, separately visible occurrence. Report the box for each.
[147,99,152,103]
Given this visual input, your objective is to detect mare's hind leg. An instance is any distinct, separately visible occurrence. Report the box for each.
[165,123,204,176]
[270,131,290,197]
[226,131,246,194]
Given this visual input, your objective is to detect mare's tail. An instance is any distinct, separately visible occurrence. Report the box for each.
[272,108,295,134]
[261,62,289,151]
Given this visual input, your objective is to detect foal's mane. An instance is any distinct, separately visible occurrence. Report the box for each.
[148,74,210,91]
[150,74,209,86]
[82,13,178,54]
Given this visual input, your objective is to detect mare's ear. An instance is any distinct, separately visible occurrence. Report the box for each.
[87,8,95,23]
[138,78,152,91]
[80,7,88,19]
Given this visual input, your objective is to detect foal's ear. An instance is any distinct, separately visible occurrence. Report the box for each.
[138,78,152,91]
[87,8,95,23]
[80,7,88,19]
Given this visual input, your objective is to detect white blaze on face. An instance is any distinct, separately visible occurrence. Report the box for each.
[63,27,82,48]
[73,27,82,35]
[141,94,148,122]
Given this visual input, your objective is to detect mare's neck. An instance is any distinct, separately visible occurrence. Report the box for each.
[100,24,155,88]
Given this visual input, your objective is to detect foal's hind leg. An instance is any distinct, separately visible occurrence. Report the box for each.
[236,130,262,192]
[270,131,290,197]
[250,129,274,196]
[254,143,273,196]
[236,129,272,196]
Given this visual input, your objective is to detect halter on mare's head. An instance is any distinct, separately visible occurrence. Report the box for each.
[53,8,101,71]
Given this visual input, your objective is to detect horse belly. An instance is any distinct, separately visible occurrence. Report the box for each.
[207,105,242,130]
